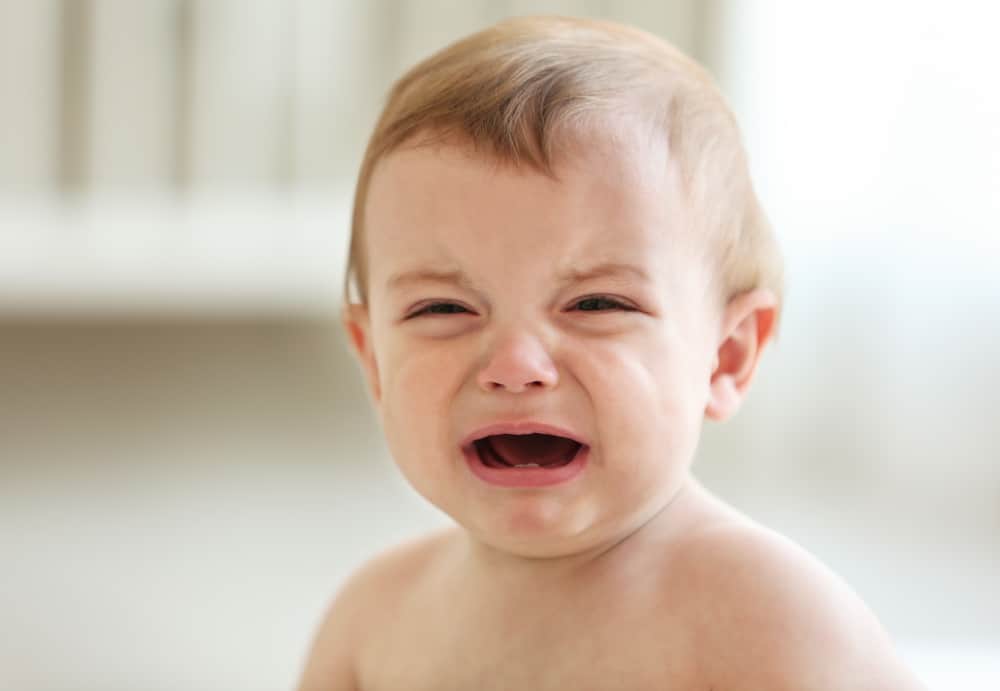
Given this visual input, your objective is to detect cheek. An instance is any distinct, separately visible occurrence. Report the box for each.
[570,335,704,466]
[380,340,467,446]
[576,339,660,406]
[574,334,688,409]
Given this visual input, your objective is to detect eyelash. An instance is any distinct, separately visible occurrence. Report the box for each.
[406,296,636,319]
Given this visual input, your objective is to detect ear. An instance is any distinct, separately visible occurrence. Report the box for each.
[705,288,778,422]
[342,303,382,407]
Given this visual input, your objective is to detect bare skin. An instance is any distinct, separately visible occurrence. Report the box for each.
[297,477,925,690]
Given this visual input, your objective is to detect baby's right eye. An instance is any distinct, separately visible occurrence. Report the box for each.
[407,302,472,318]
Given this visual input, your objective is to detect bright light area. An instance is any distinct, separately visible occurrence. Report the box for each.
[718,1,1000,247]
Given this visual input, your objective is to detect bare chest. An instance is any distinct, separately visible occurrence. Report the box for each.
[356,588,703,691]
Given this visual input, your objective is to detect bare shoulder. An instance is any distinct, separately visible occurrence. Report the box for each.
[669,499,926,690]
[294,526,458,691]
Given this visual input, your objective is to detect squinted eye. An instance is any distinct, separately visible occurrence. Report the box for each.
[408,302,471,318]
[571,296,635,312]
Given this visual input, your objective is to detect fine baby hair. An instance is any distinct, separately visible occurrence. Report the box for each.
[344,15,784,336]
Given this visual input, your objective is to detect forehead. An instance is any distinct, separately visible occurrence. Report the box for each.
[362,130,700,295]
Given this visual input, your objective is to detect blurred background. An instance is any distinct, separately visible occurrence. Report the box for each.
[1,1,997,689]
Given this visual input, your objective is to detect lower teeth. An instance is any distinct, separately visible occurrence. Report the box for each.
[514,463,540,468]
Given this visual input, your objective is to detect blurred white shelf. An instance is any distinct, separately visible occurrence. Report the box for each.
[0,188,351,315]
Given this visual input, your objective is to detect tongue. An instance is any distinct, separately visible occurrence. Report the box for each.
[486,434,580,468]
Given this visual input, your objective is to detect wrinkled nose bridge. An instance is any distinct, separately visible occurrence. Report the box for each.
[476,325,559,393]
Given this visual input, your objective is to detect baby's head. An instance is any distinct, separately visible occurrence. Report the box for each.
[343,16,783,557]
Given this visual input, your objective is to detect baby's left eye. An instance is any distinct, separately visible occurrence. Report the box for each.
[570,296,635,312]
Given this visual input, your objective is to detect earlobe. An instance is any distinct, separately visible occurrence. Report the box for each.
[705,289,778,422]
[705,376,739,422]
[342,304,382,405]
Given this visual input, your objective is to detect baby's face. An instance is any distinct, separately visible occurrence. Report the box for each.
[350,132,725,557]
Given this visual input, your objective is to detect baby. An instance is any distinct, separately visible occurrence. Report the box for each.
[297,16,924,691]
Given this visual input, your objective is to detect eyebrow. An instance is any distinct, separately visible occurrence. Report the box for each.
[386,268,475,293]
[556,261,652,284]
[385,261,651,293]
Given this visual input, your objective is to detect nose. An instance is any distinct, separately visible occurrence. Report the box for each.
[476,329,559,393]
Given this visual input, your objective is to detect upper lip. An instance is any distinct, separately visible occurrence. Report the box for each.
[460,421,589,449]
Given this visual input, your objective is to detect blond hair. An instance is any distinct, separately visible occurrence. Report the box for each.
[345,15,784,333]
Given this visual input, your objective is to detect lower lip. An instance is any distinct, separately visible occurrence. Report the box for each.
[463,444,589,488]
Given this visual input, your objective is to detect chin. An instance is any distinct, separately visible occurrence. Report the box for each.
[462,499,628,559]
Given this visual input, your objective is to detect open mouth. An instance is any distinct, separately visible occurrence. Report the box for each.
[472,433,583,470]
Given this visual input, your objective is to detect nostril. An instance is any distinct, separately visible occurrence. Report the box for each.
[483,378,547,393]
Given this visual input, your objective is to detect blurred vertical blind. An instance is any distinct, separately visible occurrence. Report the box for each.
[0,0,710,194]
[0,0,709,314]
